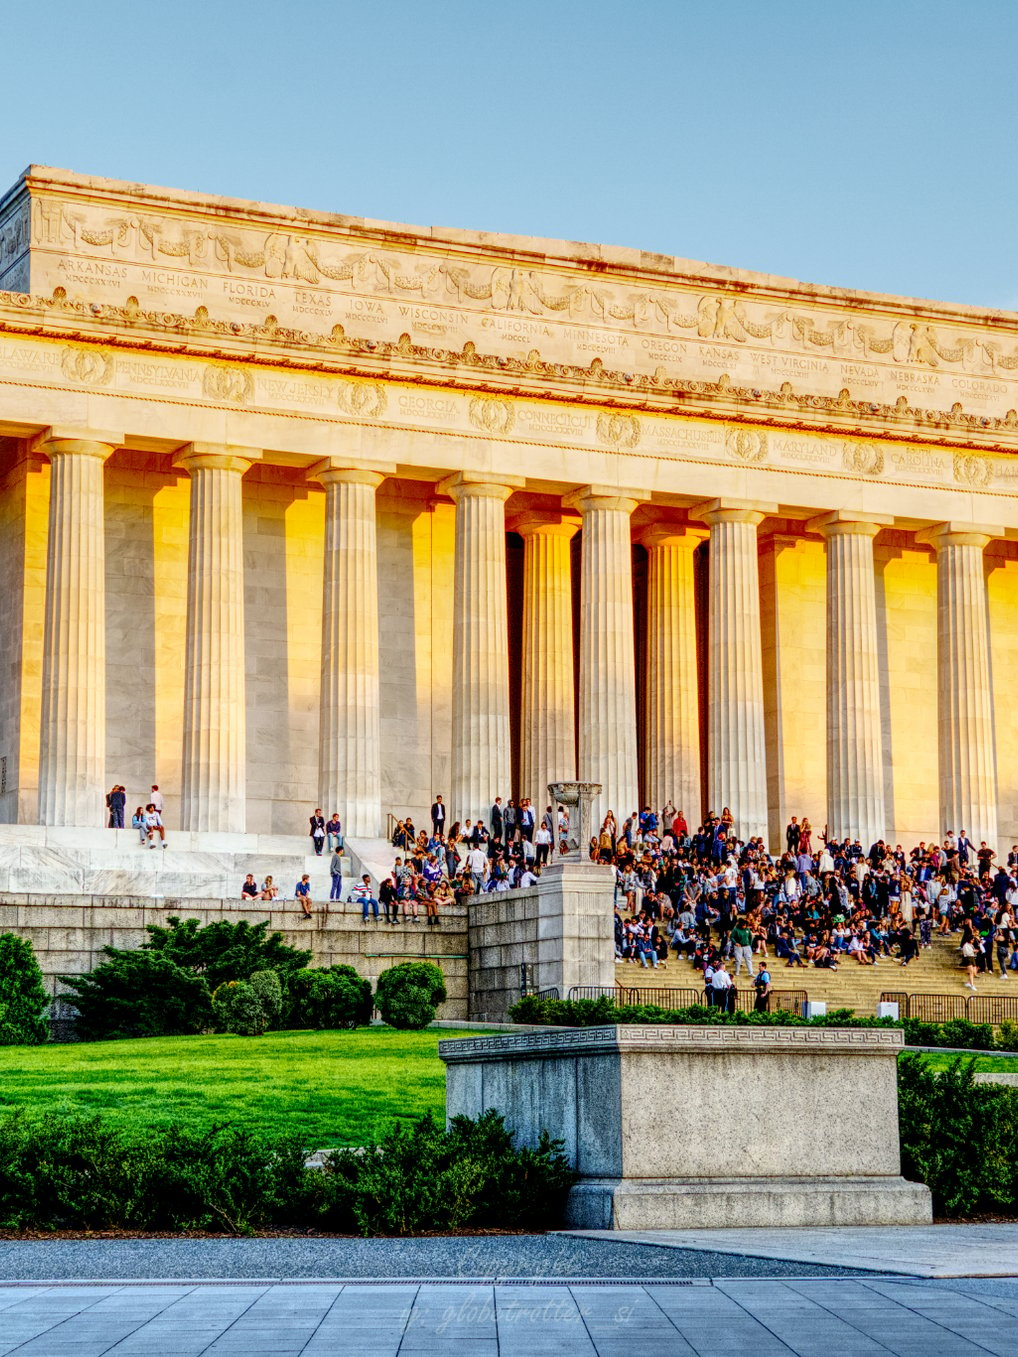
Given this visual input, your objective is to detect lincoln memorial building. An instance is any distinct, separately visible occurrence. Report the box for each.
[0,165,1016,856]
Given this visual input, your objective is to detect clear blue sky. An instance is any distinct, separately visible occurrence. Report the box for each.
[2,0,1014,309]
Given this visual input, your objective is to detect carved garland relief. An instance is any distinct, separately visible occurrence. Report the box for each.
[26,196,1018,381]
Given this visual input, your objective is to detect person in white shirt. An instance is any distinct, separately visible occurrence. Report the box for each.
[467,845,487,890]
[149,785,164,814]
[709,959,733,1012]
[143,804,166,848]
[534,823,552,867]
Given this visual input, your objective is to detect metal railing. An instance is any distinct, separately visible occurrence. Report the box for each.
[623,986,702,1010]
[880,991,1018,1026]
[566,984,808,1015]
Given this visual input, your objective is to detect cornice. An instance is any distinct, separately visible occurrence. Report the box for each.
[0,288,1017,455]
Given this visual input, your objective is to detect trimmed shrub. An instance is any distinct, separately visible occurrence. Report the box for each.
[898,1054,1018,1215]
[375,962,447,1030]
[60,951,213,1041]
[212,981,269,1037]
[249,970,283,1028]
[0,934,50,1046]
[0,1109,572,1235]
[286,966,372,1030]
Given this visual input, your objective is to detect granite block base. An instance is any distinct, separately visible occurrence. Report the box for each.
[566,1175,934,1230]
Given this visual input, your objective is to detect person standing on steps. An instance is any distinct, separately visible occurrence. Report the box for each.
[106,785,126,829]
[431,795,446,838]
[309,809,326,856]
[329,844,344,903]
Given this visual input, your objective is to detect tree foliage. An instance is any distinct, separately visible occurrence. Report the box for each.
[0,934,50,1046]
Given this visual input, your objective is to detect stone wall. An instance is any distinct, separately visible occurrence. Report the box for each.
[468,887,541,1022]
[0,893,469,1019]
[468,864,616,1021]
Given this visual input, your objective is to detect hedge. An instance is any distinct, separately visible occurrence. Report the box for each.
[0,1109,573,1234]
[507,995,1014,1052]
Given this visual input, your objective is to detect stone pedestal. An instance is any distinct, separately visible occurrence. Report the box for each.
[441,1025,932,1229]
[466,858,616,1018]
[547,780,601,859]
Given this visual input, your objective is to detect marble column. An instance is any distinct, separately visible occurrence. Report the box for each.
[695,499,775,845]
[564,487,641,829]
[639,524,706,824]
[918,522,1000,849]
[175,444,254,834]
[38,432,120,827]
[439,473,521,825]
[810,511,890,848]
[310,462,390,839]
[514,512,578,812]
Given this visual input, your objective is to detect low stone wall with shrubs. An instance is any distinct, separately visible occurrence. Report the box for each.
[0,894,469,1022]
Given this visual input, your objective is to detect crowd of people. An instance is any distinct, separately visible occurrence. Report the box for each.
[601,804,1018,994]
[200,788,1018,990]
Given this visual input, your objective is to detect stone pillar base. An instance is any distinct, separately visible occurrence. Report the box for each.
[441,1025,933,1232]
[567,1176,933,1230]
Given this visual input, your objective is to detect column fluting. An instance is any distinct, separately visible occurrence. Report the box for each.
[565,488,640,829]
[920,523,999,849]
[175,445,253,833]
[813,513,887,847]
[700,502,770,844]
[441,474,516,826]
[515,513,578,812]
[38,435,118,827]
[312,464,387,838]
[640,524,705,825]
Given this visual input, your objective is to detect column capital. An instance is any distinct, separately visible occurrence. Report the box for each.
[507,510,580,539]
[689,497,778,527]
[437,471,523,502]
[636,523,708,551]
[562,484,646,515]
[916,521,1005,551]
[806,510,893,538]
[38,428,122,461]
[307,459,394,489]
[173,443,259,475]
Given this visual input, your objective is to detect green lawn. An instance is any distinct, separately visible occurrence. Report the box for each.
[0,1028,497,1147]
[916,1052,1018,1075]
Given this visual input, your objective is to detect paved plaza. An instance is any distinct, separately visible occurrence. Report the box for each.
[0,1276,1017,1355]
[0,1228,1015,1354]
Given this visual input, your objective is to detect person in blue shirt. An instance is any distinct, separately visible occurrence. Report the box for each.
[295,874,312,918]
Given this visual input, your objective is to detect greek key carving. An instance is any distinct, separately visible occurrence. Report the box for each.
[468,396,514,434]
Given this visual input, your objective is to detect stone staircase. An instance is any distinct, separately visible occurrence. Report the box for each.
[623,933,1016,1016]
[0,825,349,901]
